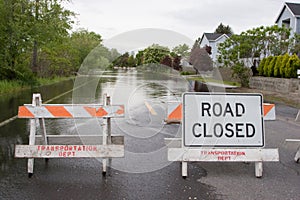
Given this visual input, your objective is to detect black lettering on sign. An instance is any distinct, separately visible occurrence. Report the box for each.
[225,123,234,137]
[223,103,234,117]
[236,103,245,117]
[192,123,202,137]
[246,123,255,137]
[213,123,223,137]
[202,102,211,117]
[213,103,222,117]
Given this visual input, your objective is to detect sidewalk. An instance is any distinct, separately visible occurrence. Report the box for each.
[228,87,300,109]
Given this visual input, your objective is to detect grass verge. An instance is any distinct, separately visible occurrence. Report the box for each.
[187,76,241,87]
[0,76,74,95]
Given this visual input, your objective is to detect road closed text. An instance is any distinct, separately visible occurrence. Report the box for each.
[192,102,255,138]
[183,93,264,147]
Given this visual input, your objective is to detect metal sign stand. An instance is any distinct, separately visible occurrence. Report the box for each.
[15,93,125,177]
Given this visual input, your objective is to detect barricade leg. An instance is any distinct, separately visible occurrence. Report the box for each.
[102,94,111,176]
[28,119,36,177]
[294,148,300,163]
[255,162,263,178]
[182,161,188,178]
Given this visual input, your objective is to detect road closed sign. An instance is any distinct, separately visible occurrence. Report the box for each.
[183,93,264,147]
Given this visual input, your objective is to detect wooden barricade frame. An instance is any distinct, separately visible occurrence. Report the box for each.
[165,138,279,178]
[15,93,125,177]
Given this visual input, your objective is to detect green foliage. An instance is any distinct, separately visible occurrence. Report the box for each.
[258,58,266,76]
[280,54,290,78]
[143,44,170,64]
[257,54,300,78]
[214,23,234,35]
[231,62,251,87]
[172,44,190,57]
[218,25,295,70]
[127,55,136,67]
[273,55,283,77]
[267,56,277,77]
[285,54,300,78]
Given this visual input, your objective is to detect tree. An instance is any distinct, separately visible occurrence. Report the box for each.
[143,44,170,64]
[214,23,233,35]
[218,25,294,69]
[30,0,74,75]
[160,55,173,68]
[127,55,136,67]
[172,44,190,57]
[189,46,213,72]
[172,55,182,71]
[0,0,75,80]
[273,55,283,77]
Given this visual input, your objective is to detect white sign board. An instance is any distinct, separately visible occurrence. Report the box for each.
[183,93,264,147]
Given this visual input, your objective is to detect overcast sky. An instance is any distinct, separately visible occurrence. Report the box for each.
[64,0,299,50]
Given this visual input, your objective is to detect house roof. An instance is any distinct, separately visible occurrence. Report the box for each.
[275,2,300,23]
[200,33,230,44]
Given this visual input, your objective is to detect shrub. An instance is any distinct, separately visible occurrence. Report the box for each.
[267,56,277,77]
[263,56,273,76]
[258,58,266,76]
[280,54,290,78]
[273,55,283,77]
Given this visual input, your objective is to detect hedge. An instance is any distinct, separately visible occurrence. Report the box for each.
[258,54,300,78]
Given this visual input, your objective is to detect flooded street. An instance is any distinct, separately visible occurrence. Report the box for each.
[0,68,300,200]
[0,68,219,199]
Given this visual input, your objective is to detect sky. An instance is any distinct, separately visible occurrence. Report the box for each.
[63,0,300,51]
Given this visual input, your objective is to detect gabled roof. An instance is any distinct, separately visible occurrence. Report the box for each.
[200,33,230,44]
[275,2,300,23]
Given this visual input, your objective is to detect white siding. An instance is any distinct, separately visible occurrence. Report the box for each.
[277,6,298,37]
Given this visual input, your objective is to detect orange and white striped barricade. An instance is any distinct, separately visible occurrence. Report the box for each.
[15,93,125,177]
[263,103,276,120]
[165,102,276,123]
[165,93,279,178]
[165,101,182,124]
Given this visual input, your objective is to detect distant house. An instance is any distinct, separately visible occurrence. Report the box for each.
[199,33,230,64]
[275,2,300,37]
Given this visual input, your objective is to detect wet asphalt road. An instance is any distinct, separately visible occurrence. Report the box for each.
[0,69,300,200]
[1,104,299,200]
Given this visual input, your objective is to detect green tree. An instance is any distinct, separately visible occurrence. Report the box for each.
[280,53,290,78]
[263,56,273,76]
[285,54,300,78]
[273,55,283,77]
[172,44,190,57]
[127,55,136,67]
[143,44,170,64]
[267,56,277,77]
[258,58,266,76]
[214,23,234,35]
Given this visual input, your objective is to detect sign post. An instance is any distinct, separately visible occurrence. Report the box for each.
[165,93,279,178]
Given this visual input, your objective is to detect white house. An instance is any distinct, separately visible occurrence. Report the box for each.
[275,2,300,37]
[199,33,230,64]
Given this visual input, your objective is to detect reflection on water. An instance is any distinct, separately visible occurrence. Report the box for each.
[0,69,189,175]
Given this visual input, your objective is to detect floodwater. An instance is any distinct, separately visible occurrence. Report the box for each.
[0,68,219,199]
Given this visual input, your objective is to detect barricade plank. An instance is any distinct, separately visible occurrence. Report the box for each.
[18,104,124,118]
[168,148,279,162]
[15,145,124,158]
[35,135,124,145]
